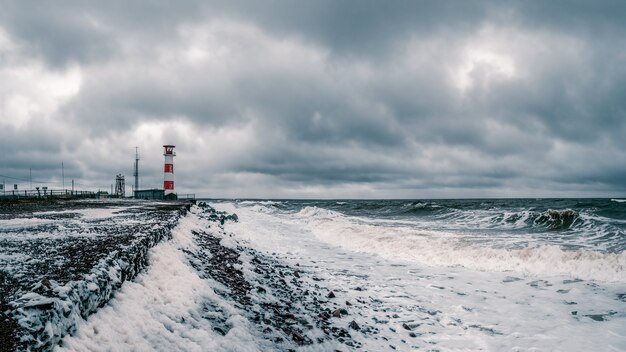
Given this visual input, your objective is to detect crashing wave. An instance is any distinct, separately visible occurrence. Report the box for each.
[533,209,579,230]
[292,207,625,282]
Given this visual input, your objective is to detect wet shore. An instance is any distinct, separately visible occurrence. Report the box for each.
[189,204,368,350]
[0,199,191,351]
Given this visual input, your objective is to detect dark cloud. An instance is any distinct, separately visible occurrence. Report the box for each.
[0,0,209,67]
[205,1,492,57]
[1,0,625,197]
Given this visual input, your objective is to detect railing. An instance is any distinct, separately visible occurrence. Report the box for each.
[0,190,198,201]
[0,189,97,200]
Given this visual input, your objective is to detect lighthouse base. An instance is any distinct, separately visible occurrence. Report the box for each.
[164,193,178,201]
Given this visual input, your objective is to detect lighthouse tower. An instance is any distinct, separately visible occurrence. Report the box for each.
[163,145,176,196]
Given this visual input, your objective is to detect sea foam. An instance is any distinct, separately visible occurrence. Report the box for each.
[294,206,626,282]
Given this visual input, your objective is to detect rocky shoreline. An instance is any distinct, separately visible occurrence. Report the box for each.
[3,201,436,351]
[0,199,192,351]
[189,203,380,351]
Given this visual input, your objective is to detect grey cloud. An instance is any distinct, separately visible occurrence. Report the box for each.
[0,0,208,67]
[1,0,625,197]
[206,1,492,56]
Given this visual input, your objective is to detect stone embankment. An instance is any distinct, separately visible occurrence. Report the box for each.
[0,199,192,351]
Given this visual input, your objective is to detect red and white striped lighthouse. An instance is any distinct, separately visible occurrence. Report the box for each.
[163,145,176,195]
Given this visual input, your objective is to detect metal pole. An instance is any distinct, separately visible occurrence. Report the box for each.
[30,168,32,190]
[62,162,65,191]
[134,147,139,198]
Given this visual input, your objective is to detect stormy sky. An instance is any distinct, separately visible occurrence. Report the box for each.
[0,0,625,198]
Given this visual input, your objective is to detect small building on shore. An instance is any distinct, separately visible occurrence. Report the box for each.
[134,189,165,200]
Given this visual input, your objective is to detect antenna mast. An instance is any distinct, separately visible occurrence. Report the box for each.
[133,147,139,197]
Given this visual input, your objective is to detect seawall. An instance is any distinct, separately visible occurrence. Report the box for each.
[0,199,193,351]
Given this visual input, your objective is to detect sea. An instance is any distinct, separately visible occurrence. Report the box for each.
[54,198,625,351]
[210,198,626,351]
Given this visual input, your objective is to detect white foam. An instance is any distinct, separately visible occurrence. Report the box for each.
[611,199,626,203]
[239,200,283,206]
[0,217,54,229]
[212,201,626,352]
[56,209,263,352]
[291,206,626,282]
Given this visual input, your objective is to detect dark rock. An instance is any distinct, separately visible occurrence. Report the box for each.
[345,301,352,306]
[402,323,412,331]
[349,320,360,331]
[585,313,614,322]
[283,313,296,320]
[292,332,305,344]
[332,309,342,318]
[327,291,336,298]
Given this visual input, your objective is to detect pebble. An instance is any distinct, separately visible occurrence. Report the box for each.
[349,320,360,331]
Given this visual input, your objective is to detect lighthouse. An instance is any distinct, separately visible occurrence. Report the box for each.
[163,145,176,197]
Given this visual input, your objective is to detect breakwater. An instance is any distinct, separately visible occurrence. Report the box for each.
[0,199,192,351]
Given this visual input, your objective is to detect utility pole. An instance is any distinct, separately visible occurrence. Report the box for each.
[62,162,65,191]
[30,168,32,190]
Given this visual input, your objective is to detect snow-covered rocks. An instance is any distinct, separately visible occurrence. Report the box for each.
[0,199,191,351]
